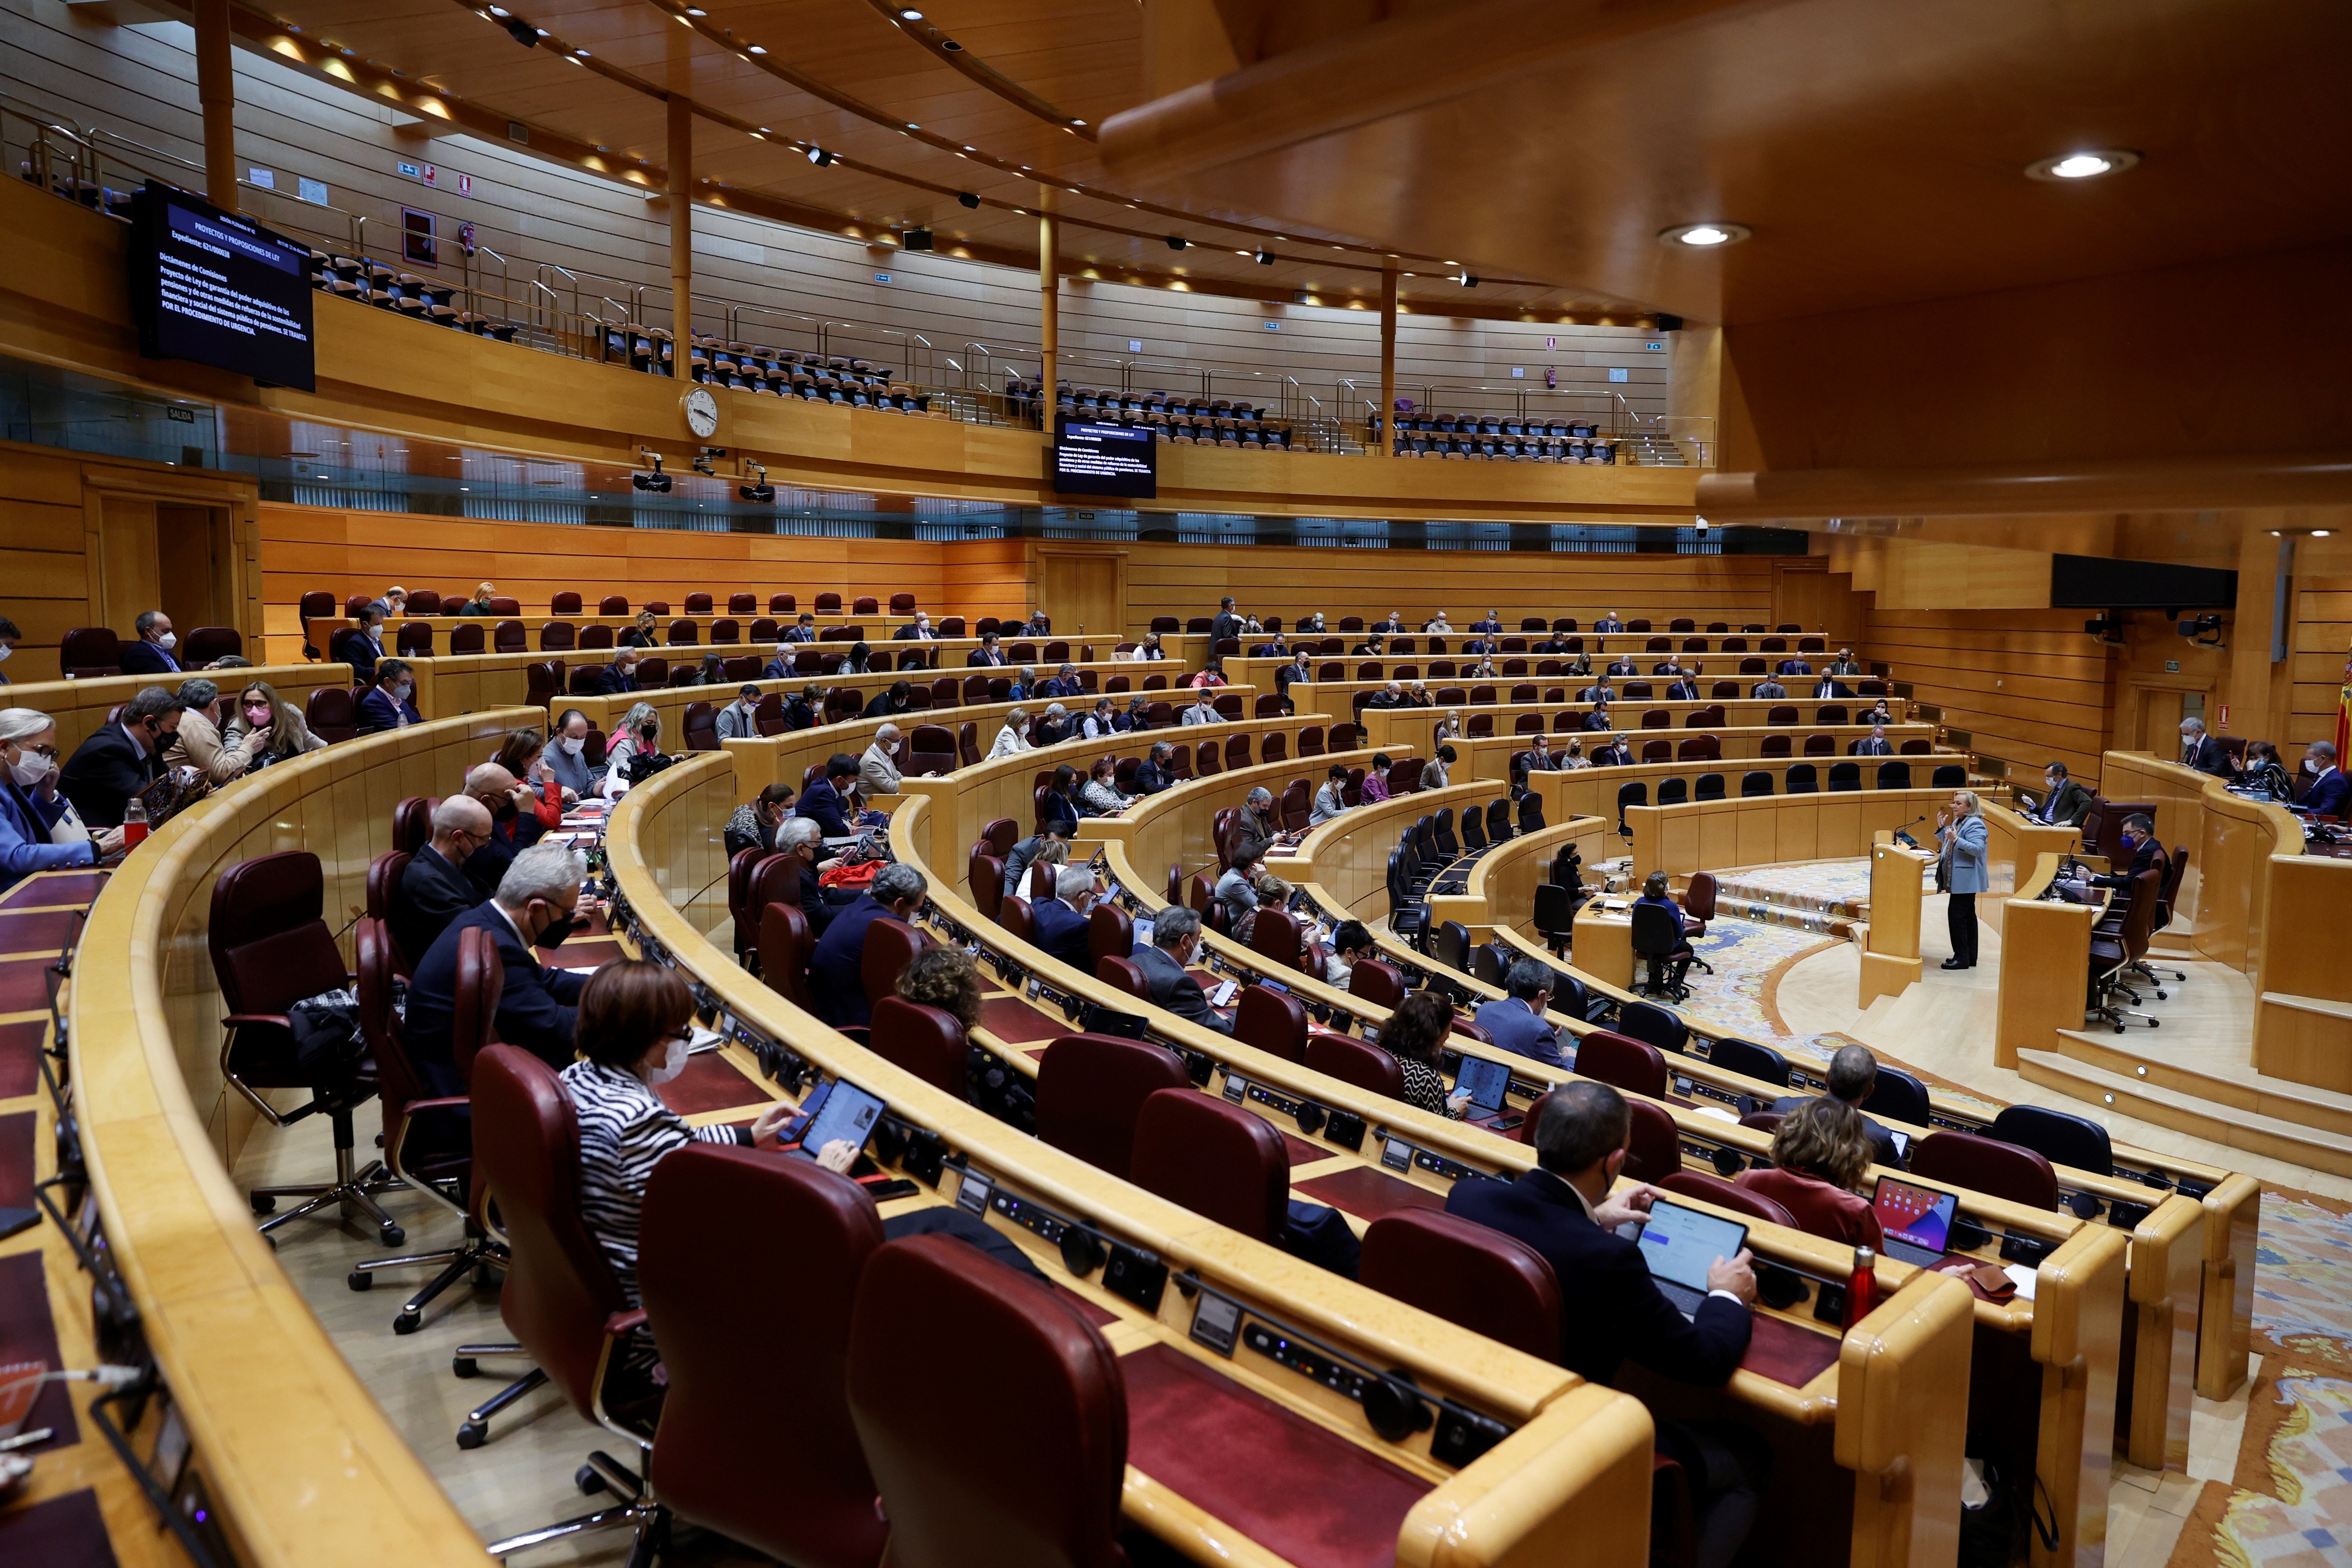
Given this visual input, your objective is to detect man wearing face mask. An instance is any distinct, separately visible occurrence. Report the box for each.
[714,684,765,743]
[60,685,178,827]
[457,762,542,899]
[404,841,594,1083]
[357,659,423,732]
[808,862,928,1028]
[343,604,388,685]
[544,709,598,795]
[118,609,182,675]
[1133,906,1233,1035]
[162,678,270,785]
[390,793,493,969]
[861,723,905,795]
[591,651,643,696]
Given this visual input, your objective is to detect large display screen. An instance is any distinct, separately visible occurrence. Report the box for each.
[129,181,316,392]
[1052,416,1157,499]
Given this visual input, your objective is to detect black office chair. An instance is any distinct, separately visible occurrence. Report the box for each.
[1626,906,1693,1002]
[1785,763,1818,794]
[1616,999,1689,1055]
[1533,883,1579,957]
[1485,797,1513,844]
[1826,761,1861,793]
[1554,971,1613,1025]
[1657,778,1689,806]
[1876,761,1912,790]
[1517,792,1544,833]
[1860,1066,1932,1127]
[1694,773,1726,802]
[1931,764,1967,788]
[1615,781,1646,838]
[1988,1105,2113,1179]
[1433,920,1473,977]
[1740,770,1773,798]
[1705,1036,1790,1088]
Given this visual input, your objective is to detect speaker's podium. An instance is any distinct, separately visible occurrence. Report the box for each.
[1858,832,1936,1006]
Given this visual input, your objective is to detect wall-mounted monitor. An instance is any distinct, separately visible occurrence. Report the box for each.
[129,180,316,392]
[2049,554,2236,612]
[1052,417,1157,499]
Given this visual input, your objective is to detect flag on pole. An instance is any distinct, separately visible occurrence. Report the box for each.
[2337,636,2351,765]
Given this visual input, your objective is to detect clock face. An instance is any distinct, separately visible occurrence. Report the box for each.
[683,387,720,439]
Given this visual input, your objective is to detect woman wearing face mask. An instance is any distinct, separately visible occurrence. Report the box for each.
[560,960,824,1398]
[0,707,127,891]
[225,682,327,766]
[458,582,499,616]
[544,709,600,795]
[601,703,664,800]
[987,706,1033,760]
[620,610,662,649]
[493,727,574,825]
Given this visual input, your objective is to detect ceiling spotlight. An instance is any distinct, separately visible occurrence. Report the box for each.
[1256,248,1274,265]
[1658,221,1751,248]
[957,190,979,208]
[486,3,507,12]
[747,43,766,52]
[1166,235,1187,251]
[1456,273,1479,287]
[941,38,962,50]
[898,6,922,16]
[1070,119,1085,127]
[2025,148,2140,182]
[808,147,833,166]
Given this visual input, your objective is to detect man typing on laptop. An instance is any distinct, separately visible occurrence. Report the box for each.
[1446,1082,1768,1568]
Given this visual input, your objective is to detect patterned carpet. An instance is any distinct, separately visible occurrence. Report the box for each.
[1670,918,1861,1073]
[2168,1188,2352,1567]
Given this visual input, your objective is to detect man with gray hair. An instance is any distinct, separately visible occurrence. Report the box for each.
[404,839,592,1084]
[861,723,905,795]
[808,861,928,1028]
[1234,786,1278,863]
[390,793,493,968]
[1474,959,1568,1068]
[163,677,268,784]
[768,815,838,937]
[1134,903,1232,1035]
[1030,862,1098,975]
[2180,716,2233,776]
[1770,1043,1904,1169]
[59,684,180,827]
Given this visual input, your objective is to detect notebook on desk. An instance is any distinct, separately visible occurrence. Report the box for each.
[1871,1175,1960,1267]
[1626,1199,1748,1320]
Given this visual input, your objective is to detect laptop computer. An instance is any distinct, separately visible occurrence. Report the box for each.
[1453,1054,1519,1130]
[1629,1198,1749,1319]
[1871,1175,1960,1267]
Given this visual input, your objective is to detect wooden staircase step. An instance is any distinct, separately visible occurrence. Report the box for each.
[2018,1048,2352,1177]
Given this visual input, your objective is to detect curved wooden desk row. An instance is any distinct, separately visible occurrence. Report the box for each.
[67,709,546,1566]
[630,750,1980,1568]
[307,614,1212,662]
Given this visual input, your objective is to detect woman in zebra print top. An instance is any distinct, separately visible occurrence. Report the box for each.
[560,961,844,1377]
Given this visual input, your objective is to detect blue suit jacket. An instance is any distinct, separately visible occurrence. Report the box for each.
[1446,1168,1750,1388]
[1473,997,1567,1068]
[798,778,856,838]
[117,640,181,675]
[0,779,96,893]
[808,893,892,1027]
[1939,813,1990,895]
[356,686,421,732]
[403,903,589,1075]
[2305,768,2350,818]
[1030,896,1093,976]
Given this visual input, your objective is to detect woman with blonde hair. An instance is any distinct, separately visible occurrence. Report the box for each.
[1936,787,1987,970]
[988,707,1034,760]
[458,582,498,616]
[1433,709,1464,745]
[225,680,329,764]
[1739,1098,1883,1249]
[601,702,664,798]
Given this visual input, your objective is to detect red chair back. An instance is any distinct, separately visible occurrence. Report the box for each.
[1232,985,1308,1063]
[847,1234,1127,1568]
[394,795,436,852]
[1094,955,1151,1003]
[759,901,815,1010]
[867,998,969,1099]
[1623,1097,1683,1182]
[1360,1211,1560,1361]
[1302,1032,1405,1099]
[1246,905,1305,973]
[858,916,928,1004]
[452,924,504,1085]
[1574,1030,1668,1100]
[1035,1035,1191,1181]
[1912,1130,2059,1210]
[1658,1171,1797,1228]
[208,851,353,1084]
[1348,959,1405,1009]
[1086,903,1132,968]
[354,916,460,1188]
[1130,1089,1288,1241]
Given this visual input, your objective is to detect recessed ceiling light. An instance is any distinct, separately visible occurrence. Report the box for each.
[905,122,919,130]
[1658,222,1750,248]
[1070,119,1085,127]
[575,48,589,56]
[486,4,507,12]
[2025,148,2139,182]
[684,5,704,11]
[747,43,766,53]
[899,7,922,16]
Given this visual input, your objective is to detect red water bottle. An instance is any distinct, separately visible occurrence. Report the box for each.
[1843,1246,1879,1329]
[120,794,149,849]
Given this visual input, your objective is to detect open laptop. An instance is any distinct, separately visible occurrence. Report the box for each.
[1871,1175,1960,1267]
[1628,1199,1748,1319]
[1453,1055,1519,1130]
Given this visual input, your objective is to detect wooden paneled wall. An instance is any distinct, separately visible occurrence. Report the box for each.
[3,0,1672,408]
[2291,574,2352,748]
[1864,606,2115,785]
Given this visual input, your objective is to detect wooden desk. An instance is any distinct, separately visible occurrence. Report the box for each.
[1993,854,2101,1069]
[1570,902,1636,991]
[1859,835,1935,1006]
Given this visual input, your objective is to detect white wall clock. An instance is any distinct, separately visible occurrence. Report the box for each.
[683,386,720,439]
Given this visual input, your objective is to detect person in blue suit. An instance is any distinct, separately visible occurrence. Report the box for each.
[1446,1082,1764,1568]
[1028,864,1096,976]
[342,605,388,685]
[117,609,182,674]
[1472,960,1568,1068]
[357,658,423,732]
[403,841,592,1096]
[2301,741,2349,818]
[807,864,928,1028]
[1936,788,1988,969]
[796,753,862,839]
[0,707,125,893]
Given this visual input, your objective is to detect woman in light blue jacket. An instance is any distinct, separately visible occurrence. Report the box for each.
[0,708,124,894]
[1936,789,1988,969]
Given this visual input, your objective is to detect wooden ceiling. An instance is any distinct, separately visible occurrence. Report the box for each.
[221,0,2349,326]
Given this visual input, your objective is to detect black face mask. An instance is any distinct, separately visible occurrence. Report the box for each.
[490,797,519,824]
[534,912,582,949]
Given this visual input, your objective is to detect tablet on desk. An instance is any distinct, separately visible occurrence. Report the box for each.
[1627,1199,1748,1319]
[790,1079,885,1161]
[1453,1054,1513,1121]
[1871,1175,1959,1266]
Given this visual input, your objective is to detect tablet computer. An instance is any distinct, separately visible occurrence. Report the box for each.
[1453,1054,1512,1119]
[793,1080,884,1161]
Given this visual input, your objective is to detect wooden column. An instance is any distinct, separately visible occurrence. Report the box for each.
[1038,185,1060,429]
[1378,257,1398,454]
[193,0,238,211]
[668,94,694,352]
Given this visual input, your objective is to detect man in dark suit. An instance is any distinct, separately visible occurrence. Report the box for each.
[1777,655,1813,677]
[1029,865,1097,976]
[597,650,648,694]
[2088,813,2169,890]
[343,606,388,685]
[1372,611,1406,633]
[1827,648,1863,677]
[390,794,492,969]
[59,684,177,827]
[1591,734,1632,766]
[1666,673,1703,702]
[1850,725,1894,757]
[2179,718,2236,777]
[2023,761,2094,827]
[807,863,927,1028]
[1472,961,1568,1068]
[2301,741,2349,818]
[892,612,937,640]
[1770,1044,1905,1170]
[778,613,819,643]
[1134,741,1176,794]
[117,609,183,675]
[797,753,863,839]
[769,818,841,937]
[862,681,915,719]
[968,634,1008,666]
[403,840,591,1090]
[1605,655,1637,677]
[457,763,545,899]
[1274,651,1315,703]
[1577,682,1614,705]
[1210,597,1245,647]
[1470,609,1503,634]
[1446,1083,1763,1568]
[1594,612,1625,632]
[1134,906,1232,1034]
[357,658,423,732]
[1581,703,1615,732]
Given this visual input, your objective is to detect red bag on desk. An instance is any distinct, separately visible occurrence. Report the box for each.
[819,861,882,893]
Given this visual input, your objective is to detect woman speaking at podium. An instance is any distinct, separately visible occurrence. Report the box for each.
[1935,790,1988,970]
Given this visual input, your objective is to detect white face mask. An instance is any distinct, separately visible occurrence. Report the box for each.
[560,736,585,756]
[156,631,177,650]
[0,645,12,663]
[645,1035,689,1087]
[393,683,414,702]
[7,749,49,788]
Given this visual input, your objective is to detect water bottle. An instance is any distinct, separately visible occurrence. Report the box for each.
[122,794,148,849]
[1843,1246,1879,1329]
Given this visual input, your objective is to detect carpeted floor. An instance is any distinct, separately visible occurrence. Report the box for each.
[2166,1188,2352,1568]
[1668,918,1867,1074]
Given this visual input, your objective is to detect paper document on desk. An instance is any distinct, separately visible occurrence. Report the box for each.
[687,1026,725,1054]
[2004,1265,2038,1301]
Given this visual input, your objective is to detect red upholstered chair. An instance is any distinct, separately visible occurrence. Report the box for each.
[1247,905,1307,974]
[709,619,741,645]
[1659,1171,1798,1228]
[468,1046,668,1555]
[397,622,435,657]
[1573,1030,1668,1100]
[390,795,434,854]
[1621,1097,1684,1182]
[1036,1034,1191,1181]
[853,596,879,615]
[682,701,719,752]
[449,925,507,1088]
[758,902,815,1011]
[449,622,485,655]
[493,619,527,653]
[725,592,756,615]
[640,1144,888,1568]
[1095,954,1152,1004]
[981,816,1019,858]
[181,625,241,666]
[644,601,673,617]
[868,997,971,1099]
[549,592,584,616]
[848,1233,1130,1568]
[305,686,358,743]
[888,593,916,614]
[1736,1167,1880,1246]
[669,619,699,646]
[1303,1032,1405,1099]
[771,593,796,614]
[208,851,398,1243]
[998,895,1034,945]
[1131,1087,1289,1241]
[726,848,770,959]
[1360,1211,1560,1361]
[1087,903,1132,969]
[1233,984,1308,1063]
[1911,1130,2058,1210]
[1348,959,1406,1009]
[968,850,1006,922]
[859,917,928,1006]
[599,595,630,616]
[364,845,408,928]
[685,592,715,614]
[346,917,498,1326]
[540,621,577,652]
